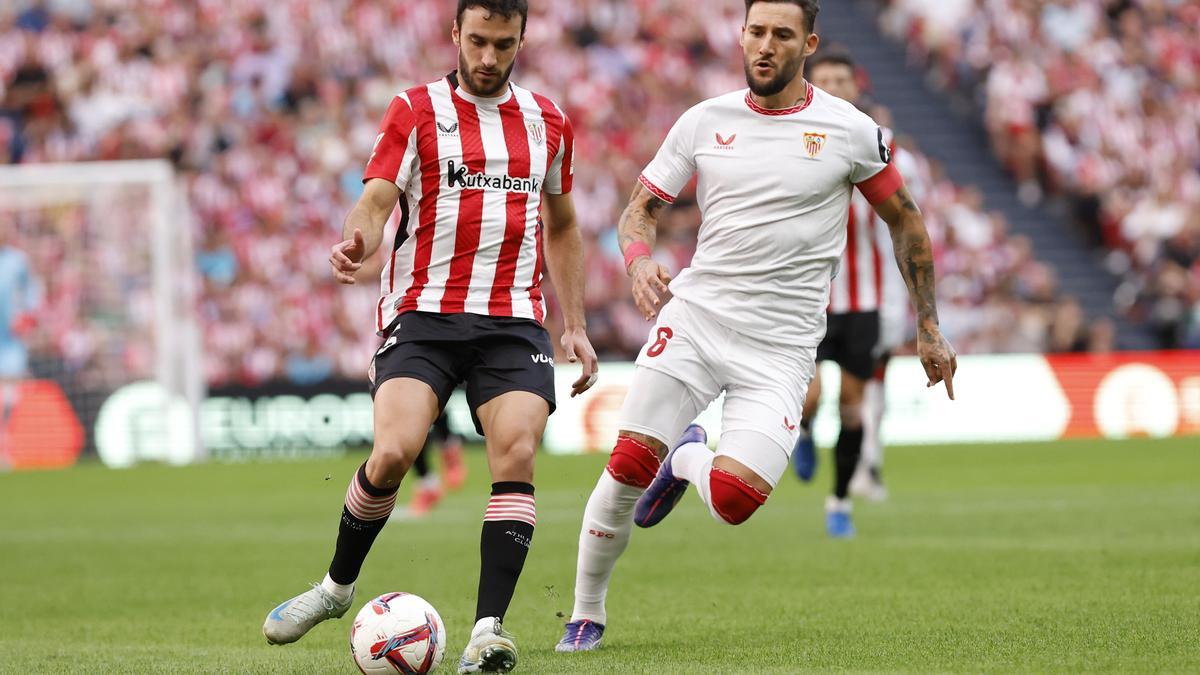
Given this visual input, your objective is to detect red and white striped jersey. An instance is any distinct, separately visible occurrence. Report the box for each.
[364,72,574,334]
[828,191,888,313]
[828,133,905,315]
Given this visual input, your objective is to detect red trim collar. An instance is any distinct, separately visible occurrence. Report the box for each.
[744,82,814,116]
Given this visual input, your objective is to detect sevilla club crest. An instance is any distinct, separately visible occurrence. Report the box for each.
[803,132,826,158]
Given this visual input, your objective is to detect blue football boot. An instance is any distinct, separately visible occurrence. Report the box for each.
[555,619,605,653]
[633,424,707,528]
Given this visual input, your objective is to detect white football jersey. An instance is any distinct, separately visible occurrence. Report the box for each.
[639,84,902,346]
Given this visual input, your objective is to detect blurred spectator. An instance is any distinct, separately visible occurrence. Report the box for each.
[0,0,1095,390]
[880,0,1200,349]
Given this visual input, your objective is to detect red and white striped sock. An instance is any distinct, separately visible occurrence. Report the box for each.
[476,482,536,621]
[484,492,537,527]
[327,463,400,585]
[344,464,399,521]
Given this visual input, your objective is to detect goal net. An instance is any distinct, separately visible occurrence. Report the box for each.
[0,160,204,468]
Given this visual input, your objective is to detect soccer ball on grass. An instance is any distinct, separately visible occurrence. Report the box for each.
[350,592,446,673]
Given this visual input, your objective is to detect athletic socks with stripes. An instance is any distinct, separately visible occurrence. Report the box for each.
[327,463,399,588]
[475,482,536,622]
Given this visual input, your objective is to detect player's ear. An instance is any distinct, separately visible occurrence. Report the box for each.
[803,32,819,58]
[452,20,461,46]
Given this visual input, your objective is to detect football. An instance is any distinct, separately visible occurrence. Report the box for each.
[350,593,446,674]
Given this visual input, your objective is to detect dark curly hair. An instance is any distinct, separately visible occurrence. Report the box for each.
[744,0,820,34]
[457,0,529,35]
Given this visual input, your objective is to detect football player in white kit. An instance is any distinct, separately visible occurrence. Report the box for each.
[556,0,956,653]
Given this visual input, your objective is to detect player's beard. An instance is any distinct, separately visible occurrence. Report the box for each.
[743,53,805,98]
[458,52,515,97]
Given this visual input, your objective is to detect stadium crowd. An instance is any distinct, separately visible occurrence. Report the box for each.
[878,0,1200,348]
[1,0,1113,388]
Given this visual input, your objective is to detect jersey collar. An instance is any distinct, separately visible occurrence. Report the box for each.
[744,81,814,116]
[446,70,514,106]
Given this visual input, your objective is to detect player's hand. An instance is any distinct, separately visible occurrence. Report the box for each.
[561,327,599,398]
[330,228,365,284]
[628,257,673,321]
[917,324,957,400]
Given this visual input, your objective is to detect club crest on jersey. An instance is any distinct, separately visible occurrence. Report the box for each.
[803,132,827,158]
[714,132,736,149]
[437,121,458,136]
[527,121,545,145]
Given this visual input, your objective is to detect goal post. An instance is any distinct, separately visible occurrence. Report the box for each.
[0,160,205,467]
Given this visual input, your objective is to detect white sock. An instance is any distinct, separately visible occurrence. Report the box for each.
[825,495,852,514]
[471,617,499,636]
[670,441,718,520]
[320,573,354,603]
[571,471,642,624]
[419,474,440,491]
[862,378,885,469]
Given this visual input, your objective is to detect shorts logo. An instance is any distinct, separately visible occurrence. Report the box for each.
[783,416,797,431]
[804,132,827,158]
[646,327,673,358]
[376,335,398,356]
[437,121,459,136]
[531,353,554,366]
[714,132,736,149]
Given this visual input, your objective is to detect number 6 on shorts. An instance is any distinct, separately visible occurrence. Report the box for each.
[646,327,673,358]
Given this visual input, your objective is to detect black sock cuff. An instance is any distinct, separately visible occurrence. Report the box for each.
[357,463,399,497]
[491,481,534,496]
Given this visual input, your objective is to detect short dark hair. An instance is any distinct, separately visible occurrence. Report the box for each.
[806,50,855,74]
[457,0,529,35]
[744,0,820,34]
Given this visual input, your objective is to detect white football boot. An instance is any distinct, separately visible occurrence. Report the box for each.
[262,582,354,645]
[458,617,518,673]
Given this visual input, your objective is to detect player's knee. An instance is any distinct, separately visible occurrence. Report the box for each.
[368,441,417,480]
[708,468,768,525]
[489,431,538,479]
[839,403,864,429]
[497,437,537,467]
[605,434,663,488]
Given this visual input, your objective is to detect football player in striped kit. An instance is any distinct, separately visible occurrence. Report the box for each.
[791,51,912,537]
[262,3,598,672]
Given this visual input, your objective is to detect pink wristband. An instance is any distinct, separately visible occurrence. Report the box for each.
[623,242,652,271]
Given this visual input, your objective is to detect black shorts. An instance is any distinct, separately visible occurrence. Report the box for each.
[369,311,556,435]
[816,311,880,381]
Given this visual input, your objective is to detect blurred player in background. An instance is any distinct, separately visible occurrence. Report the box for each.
[262,2,599,672]
[404,412,468,517]
[791,51,910,537]
[0,222,41,470]
[558,0,955,654]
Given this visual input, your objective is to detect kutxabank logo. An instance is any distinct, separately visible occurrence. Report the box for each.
[445,160,541,193]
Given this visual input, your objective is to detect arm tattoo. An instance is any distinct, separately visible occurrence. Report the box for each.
[886,188,939,334]
[617,187,666,252]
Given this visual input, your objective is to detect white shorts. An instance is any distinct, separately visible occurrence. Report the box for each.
[618,298,816,487]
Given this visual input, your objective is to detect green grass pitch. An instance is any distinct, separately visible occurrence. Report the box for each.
[1,438,1197,673]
